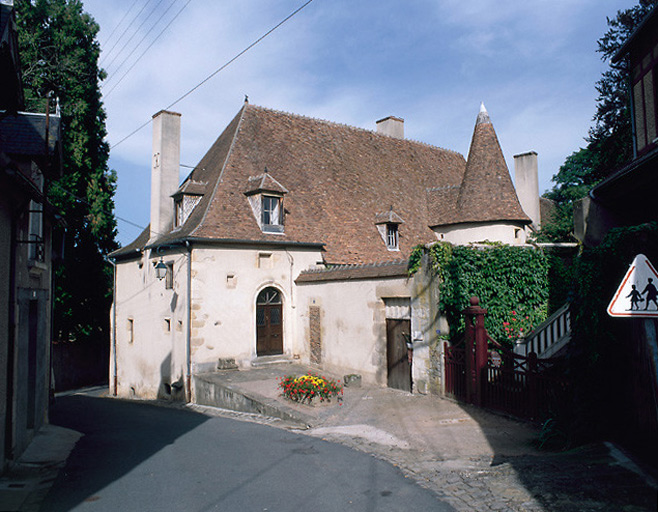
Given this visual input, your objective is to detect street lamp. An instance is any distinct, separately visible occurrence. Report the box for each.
[155,258,168,280]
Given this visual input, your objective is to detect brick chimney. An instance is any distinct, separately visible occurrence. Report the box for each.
[376,116,404,139]
[149,110,181,242]
[513,151,540,230]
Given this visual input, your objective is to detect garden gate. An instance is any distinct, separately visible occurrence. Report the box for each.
[444,297,567,421]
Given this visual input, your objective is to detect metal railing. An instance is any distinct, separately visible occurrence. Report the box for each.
[514,303,571,358]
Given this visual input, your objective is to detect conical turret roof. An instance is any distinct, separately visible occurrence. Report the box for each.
[450,104,530,225]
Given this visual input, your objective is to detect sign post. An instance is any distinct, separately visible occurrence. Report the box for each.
[607,254,658,318]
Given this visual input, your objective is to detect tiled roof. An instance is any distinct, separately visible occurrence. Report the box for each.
[296,260,409,283]
[0,111,61,157]
[429,105,530,227]
[140,103,466,264]
[118,103,530,262]
[173,179,207,197]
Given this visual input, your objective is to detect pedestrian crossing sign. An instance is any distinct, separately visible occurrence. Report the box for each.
[607,254,658,318]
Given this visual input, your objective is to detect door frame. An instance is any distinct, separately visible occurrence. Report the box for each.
[255,285,285,357]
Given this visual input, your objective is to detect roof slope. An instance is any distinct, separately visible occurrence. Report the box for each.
[149,103,466,264]
[430,105,529,227]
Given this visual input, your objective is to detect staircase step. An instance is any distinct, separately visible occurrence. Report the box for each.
[251,355,294,367]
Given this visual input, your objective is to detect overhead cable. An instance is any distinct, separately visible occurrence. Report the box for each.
[111,0,316,149]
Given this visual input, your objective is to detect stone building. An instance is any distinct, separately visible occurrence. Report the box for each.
[0,0,62,471]
[110,100,539,400]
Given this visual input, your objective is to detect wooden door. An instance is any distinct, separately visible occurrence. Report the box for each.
[256,288,283,356]
[387,318,411,392]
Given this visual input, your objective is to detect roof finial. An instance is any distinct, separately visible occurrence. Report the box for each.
[476,102,491,125]
[244,94,249,103]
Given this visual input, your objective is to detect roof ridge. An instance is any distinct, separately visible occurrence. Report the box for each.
[245,103,463,157]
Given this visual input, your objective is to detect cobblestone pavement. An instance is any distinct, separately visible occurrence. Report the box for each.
[210,366,658,512]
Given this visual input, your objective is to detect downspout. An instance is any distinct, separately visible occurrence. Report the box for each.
[285,248,295,357]
[5,205,18,460]
[105,257,117,396]
[185,241,192,402]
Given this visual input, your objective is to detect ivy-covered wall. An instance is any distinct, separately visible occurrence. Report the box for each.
[565,222,658,460]
[410,242,550,346]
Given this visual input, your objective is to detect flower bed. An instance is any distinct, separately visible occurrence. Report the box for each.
[278,373,343,405]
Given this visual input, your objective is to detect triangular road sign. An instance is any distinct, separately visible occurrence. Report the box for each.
[608,254,658,318]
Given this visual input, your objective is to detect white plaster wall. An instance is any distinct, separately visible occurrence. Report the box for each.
[113,248,189,399]
[433,221,527,245]
[189,245,321,370]
[296,276,413,386]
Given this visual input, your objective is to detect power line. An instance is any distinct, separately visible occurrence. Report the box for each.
[104,0,190,97]
[100,0,154,67]
[49,180,152,235]
[111,0,316,149]
[103,0,168,75]
[100,0,140,50]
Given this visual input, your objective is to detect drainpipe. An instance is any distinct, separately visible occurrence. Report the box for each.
[109,257,117,396]
[185,241,192,402]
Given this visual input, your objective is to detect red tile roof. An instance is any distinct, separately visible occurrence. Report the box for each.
[114,103,529,262]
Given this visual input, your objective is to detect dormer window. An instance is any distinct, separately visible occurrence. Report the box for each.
[375,207,404,251]
[386,223,399,250]
[171,179,206,229]
[262,195,283,232]
[245,169,288,234]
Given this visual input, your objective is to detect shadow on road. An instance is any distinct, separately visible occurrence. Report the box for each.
[44,394,209,511]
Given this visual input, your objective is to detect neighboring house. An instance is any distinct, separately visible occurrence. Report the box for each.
[110,100,538,400]
[0,1,62,472]
[575,5,658,245]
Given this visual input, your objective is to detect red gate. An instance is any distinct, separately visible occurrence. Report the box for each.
[444,297,568,421]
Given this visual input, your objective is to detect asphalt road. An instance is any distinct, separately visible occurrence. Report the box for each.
[43,394,453,512]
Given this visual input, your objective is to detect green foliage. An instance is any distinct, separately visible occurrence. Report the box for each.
[16,0,118,343]
[278,374,343,405]
[537,0,657,242]
[565,222,658,444]
[425,243,549,347]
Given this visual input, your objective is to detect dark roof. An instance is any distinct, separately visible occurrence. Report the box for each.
[118,103,529,262]
[429,105,530,227]
[172,179,207,197]
[0,111,61,157]
[296,260,409,283]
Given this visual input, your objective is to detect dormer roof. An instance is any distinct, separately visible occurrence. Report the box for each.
[244,171,289,196]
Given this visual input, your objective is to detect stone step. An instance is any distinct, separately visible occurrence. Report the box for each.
[250,354,295,367]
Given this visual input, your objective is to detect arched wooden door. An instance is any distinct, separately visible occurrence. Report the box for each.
[256,287,283,356]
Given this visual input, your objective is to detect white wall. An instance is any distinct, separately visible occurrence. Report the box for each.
[433,221,527,245]
[113,248,189,399]
[188,245,320,371]
[296,276,415,386]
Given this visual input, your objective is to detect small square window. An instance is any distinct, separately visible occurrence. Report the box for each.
[386,224,399,250]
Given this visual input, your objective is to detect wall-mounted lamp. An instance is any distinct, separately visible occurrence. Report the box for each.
[155,258,168,280]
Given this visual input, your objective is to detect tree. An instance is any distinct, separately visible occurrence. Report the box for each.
[16,0,118,346]
[536,0,657,242]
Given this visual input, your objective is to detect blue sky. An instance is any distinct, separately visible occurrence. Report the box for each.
[81,0,636,247]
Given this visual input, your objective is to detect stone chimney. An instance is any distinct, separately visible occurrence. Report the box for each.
[376,116,404,139]
[513,151,540,230]
[149,110,181,242]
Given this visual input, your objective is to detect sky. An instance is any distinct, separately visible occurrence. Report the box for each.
[80,0,637,247]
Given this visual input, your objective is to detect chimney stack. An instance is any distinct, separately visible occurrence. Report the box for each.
[376,116,404,139]
[149,110,181,242]
[513,151,540,230]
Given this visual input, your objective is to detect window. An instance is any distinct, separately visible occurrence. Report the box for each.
[127,318,134,344]
[386,223,399,250]
[165,262,174,289]
[261,195,283,232]
[28,200,44,262]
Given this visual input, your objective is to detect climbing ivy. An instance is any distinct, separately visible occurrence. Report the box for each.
[410,242,550,347]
